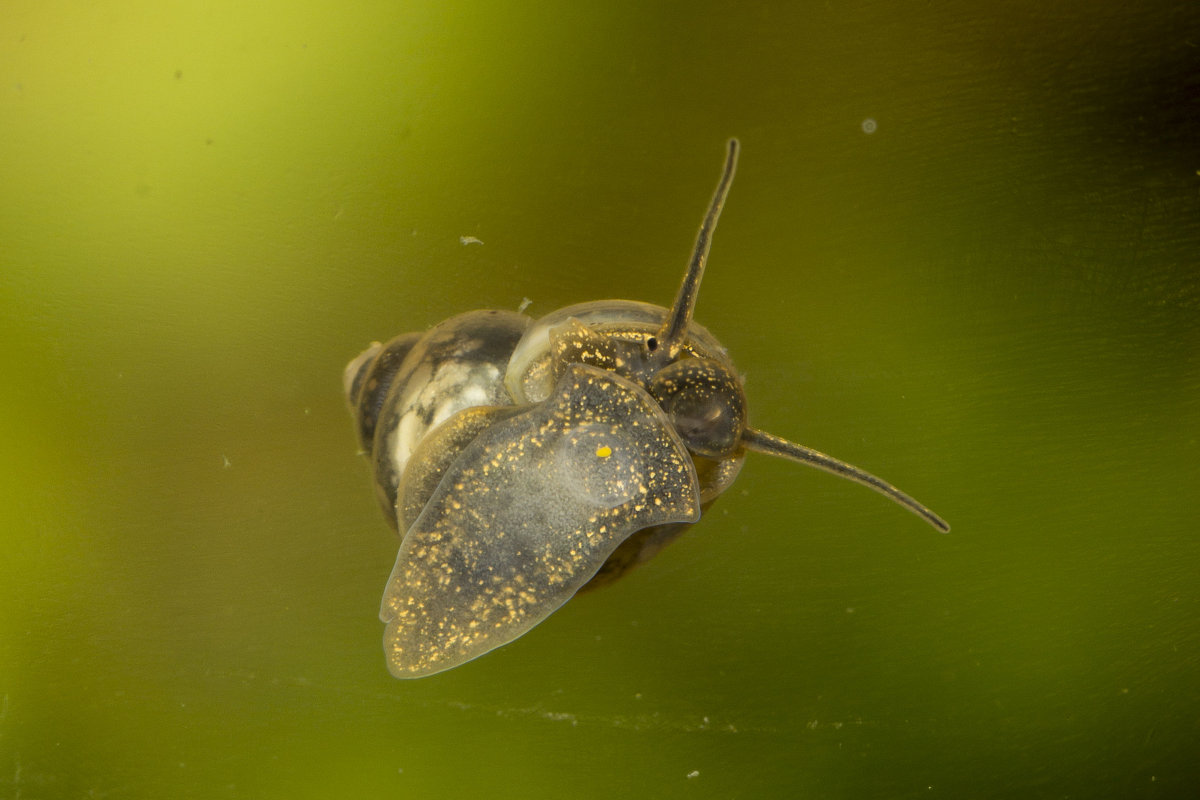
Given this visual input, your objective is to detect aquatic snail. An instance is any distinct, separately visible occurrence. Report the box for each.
[345,139,949,678]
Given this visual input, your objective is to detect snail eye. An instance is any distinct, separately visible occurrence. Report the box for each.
[648,359,746,459]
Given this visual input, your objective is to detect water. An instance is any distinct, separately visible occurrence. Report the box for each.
[2,1,1197,797]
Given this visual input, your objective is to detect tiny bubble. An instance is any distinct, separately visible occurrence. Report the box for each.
[861,118,878,134]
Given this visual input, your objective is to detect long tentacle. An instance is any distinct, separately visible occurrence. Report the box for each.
[657,138,740,358]
[741,427,950,532]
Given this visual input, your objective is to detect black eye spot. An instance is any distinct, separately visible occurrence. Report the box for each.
[646,337,658,352]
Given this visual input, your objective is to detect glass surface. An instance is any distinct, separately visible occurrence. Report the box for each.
[2,1,1197,797]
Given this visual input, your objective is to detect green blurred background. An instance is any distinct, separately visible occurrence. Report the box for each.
[2,1,1197,798]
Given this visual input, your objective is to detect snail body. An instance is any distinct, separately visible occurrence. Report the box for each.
[346,140,948,678]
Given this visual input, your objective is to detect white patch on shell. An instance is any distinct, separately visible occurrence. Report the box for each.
[391,360,506,480]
